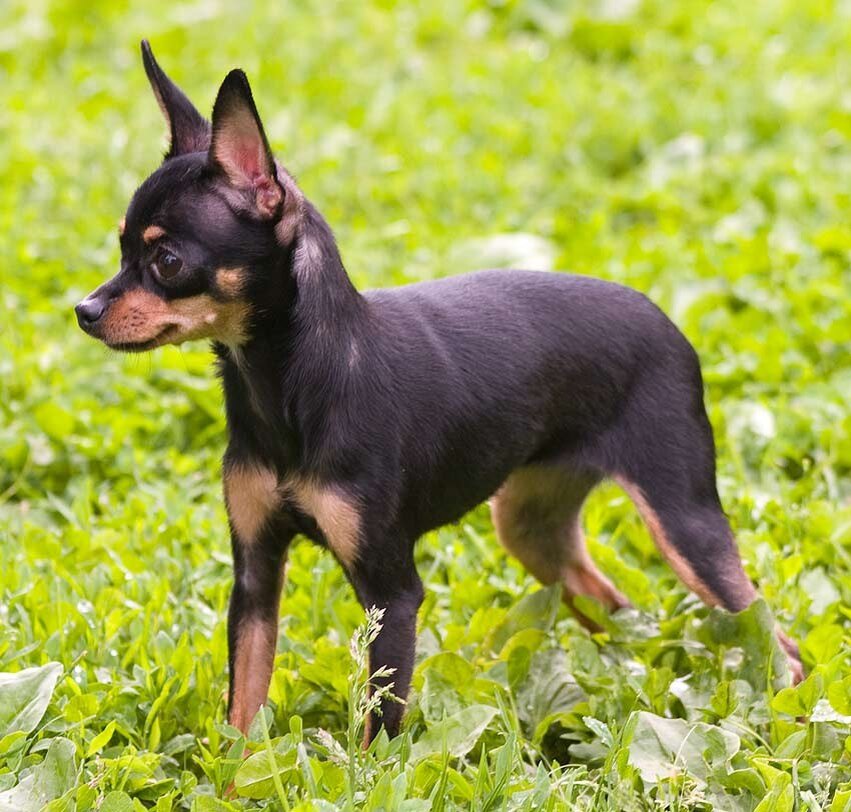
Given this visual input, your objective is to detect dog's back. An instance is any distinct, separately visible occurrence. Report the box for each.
[357,269,700,532]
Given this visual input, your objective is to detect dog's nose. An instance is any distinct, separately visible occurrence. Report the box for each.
[75,297,105,329]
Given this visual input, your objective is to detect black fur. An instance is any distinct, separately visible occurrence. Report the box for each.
[77,43,804,741]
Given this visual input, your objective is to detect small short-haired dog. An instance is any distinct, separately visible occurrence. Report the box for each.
[77,42,803,741]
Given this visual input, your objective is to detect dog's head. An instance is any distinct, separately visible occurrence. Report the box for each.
[76,41,301,352]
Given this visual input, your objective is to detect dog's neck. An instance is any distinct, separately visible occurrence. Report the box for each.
[216,199,367,468]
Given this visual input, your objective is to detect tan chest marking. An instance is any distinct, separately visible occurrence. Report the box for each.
[224,464,280,545]
[283,478,361,568]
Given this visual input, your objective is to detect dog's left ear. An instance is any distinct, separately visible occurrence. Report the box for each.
[209,70,283,220]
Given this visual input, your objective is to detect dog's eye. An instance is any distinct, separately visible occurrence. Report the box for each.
[153,249,183,281]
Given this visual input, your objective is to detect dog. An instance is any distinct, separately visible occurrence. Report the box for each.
[76,41,803,742]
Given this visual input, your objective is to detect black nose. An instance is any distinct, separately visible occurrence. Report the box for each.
[75,297,105,330]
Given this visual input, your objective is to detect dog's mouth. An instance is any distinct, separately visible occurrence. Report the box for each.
[105,324,179,353]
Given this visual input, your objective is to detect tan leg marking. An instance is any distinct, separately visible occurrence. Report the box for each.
[491,467,628,629]
[362,711,373,749]
[101,288,250,347]
[614,476,802,682]
[142,224,165,243]
[613,476,758,609]
[223,464,280,545]
[283,478,361,568]
[229,616,279,734]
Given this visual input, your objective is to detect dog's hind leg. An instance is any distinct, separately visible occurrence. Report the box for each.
[491,465,630,629]
[609,381,804,682]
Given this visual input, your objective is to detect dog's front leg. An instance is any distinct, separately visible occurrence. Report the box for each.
[223,463,291,735]
[352,560,424,744]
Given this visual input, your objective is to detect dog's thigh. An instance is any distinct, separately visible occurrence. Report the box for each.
[490,465,628,625]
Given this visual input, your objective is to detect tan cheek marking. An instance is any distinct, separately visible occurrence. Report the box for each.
[118,217,126,236]
[166,295,250,346]
[143,225,165,243]
[215,267,247,299]
[284,478,361,568]
[224,464,280,545]
[229,617,279,734]
[615,477,723,606]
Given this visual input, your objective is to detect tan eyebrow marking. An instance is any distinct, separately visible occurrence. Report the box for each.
[142,225,166,243]
[118,217,126,236]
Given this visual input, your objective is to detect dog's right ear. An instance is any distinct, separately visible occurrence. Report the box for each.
[141,40,210,159]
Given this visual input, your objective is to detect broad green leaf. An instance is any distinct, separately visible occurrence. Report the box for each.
[828,675,851,716]
[514,647,586,741]
[0,663,63,737]
[771,670,824,716]
[410,704,498,762]
[489,585,561,653]
[626,711,740,785]
[100,791,134,812]
[754,772,793,812]
[0,737,77,811]
[697,600,786,690]
[233,747,298,799]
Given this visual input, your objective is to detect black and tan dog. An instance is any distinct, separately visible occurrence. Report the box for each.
[76,42,803,741]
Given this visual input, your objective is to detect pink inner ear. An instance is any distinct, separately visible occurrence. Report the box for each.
[217,122,268,184]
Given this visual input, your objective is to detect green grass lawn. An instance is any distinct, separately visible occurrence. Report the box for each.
[1,1,850,809]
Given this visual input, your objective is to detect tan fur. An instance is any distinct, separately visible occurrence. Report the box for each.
[362,712,373,749]
[118,217,126,236]
[283,478,361,568]
[273,163,305,247]
[101,287,250,348]
[142,225,166,243]
[614,477,803,682]
[491,466,628,629]
[229,617,279,734]
[614,476,747,608]
[215,267,247,299]
[224,464,280,545]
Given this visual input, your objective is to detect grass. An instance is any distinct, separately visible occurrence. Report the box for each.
[1,0,850,809]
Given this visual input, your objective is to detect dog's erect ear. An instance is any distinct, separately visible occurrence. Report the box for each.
[141,39,210,158]
[209,69,283,219]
